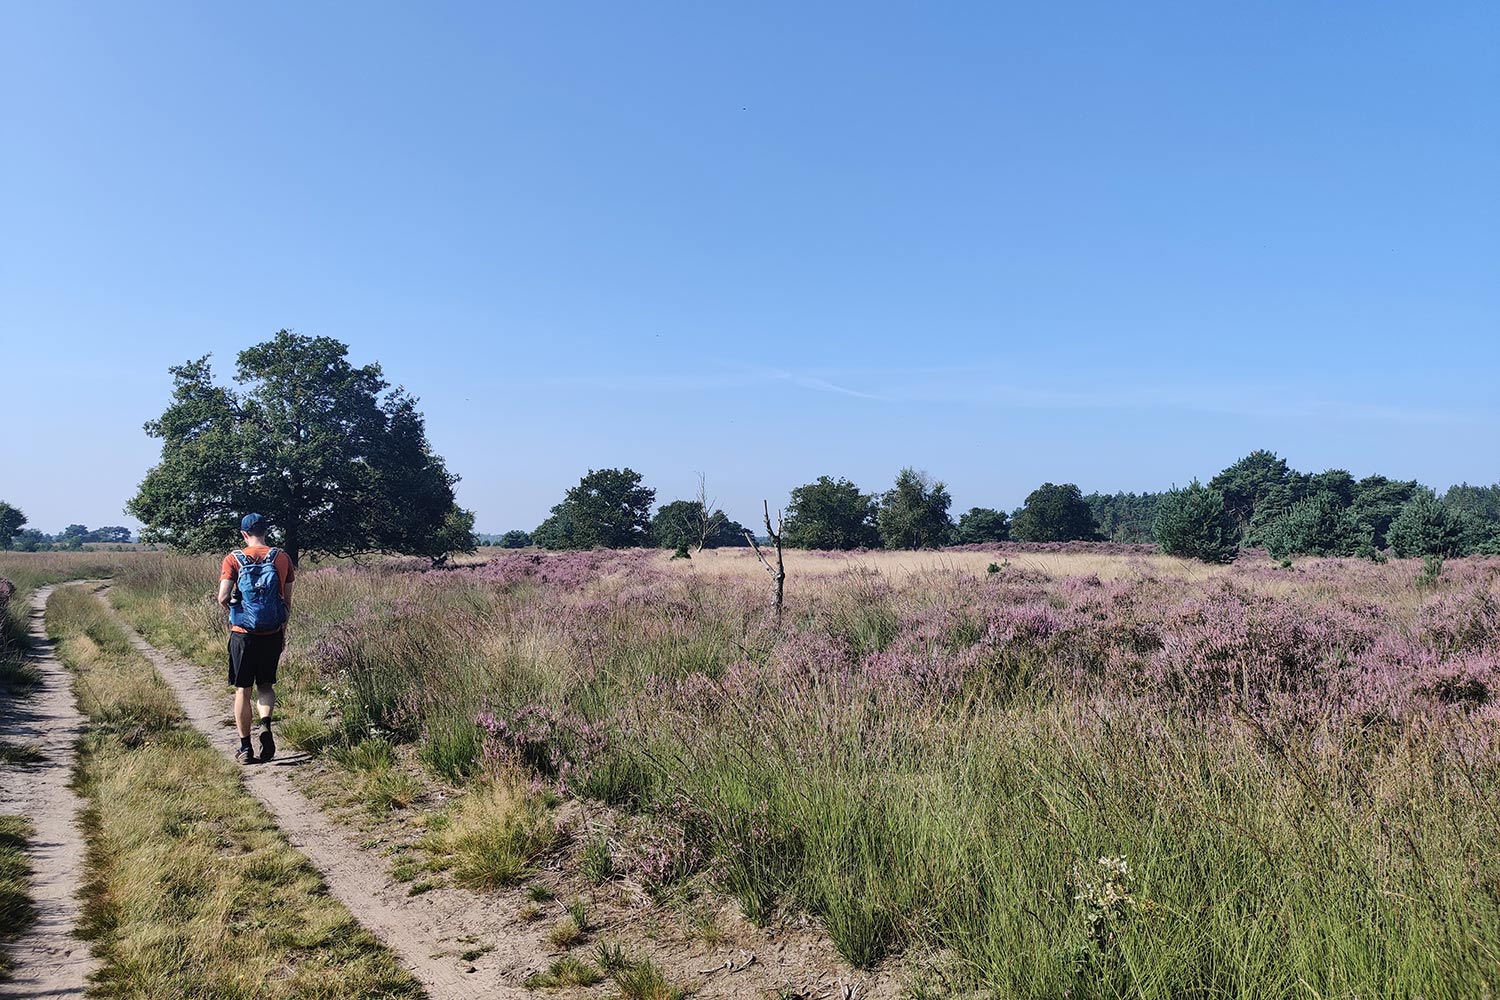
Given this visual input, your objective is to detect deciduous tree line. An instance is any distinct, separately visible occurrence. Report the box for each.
[521,454,1500,564]
[0,503,135,551]
[93,333,1500,566]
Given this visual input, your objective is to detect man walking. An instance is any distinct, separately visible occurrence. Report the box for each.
[216,513,294,764]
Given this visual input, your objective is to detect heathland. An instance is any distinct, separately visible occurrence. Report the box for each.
[2,545,1498,998]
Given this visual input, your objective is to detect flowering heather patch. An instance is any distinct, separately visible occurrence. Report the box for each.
[110,549,1500,998]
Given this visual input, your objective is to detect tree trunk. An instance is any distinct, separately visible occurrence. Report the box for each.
[283,516,300,566]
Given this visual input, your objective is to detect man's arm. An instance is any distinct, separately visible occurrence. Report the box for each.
[217,579,233,607]
[283,579,294,613]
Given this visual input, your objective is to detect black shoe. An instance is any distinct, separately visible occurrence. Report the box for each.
[235,744,258,766]
[259,728,276,763]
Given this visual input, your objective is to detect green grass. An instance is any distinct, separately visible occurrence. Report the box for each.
[46,583,421,999]
[0,739,42,766]
[580,830,615,884]
[330,738,424,813]
[0,815,36,978]
[612,956,689,1000]
[546,915,583,949]
[278,714,331,754]
[524,955,603,989]
[592,940,629,974]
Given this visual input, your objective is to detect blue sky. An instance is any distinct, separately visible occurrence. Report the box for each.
[3,2,1496,534]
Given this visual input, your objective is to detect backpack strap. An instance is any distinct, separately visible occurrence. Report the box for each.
[233,551,249,568]
[265,547,280,564]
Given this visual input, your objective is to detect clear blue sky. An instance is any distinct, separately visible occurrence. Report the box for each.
[4,2,1496,534]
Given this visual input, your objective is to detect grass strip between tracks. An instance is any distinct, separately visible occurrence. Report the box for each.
[0,815,35,980]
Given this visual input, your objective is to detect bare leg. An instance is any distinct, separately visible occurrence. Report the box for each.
[256,684,275,723]
[234,687,254,738]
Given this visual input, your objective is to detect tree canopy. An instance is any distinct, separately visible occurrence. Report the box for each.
[1209,450,1295,539]
[534,468,655,549]
[0,503,26,550]
[876,468,953,549]
[127,331,473,565]
[1153,482,1238,563]
[497,530,534,549]
[954,507,1009,544]
[1350,476,1421,551]
[1010,483,1099,542]
[1085,492,1161,544]
[649,500,749,550]
[1387,492,1479,558]
[783,476,879,550]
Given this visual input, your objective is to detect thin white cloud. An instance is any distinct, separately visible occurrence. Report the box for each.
[493,363,1486,426]
[774,371,889,401]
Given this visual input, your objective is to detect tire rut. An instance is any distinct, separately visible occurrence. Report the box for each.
[0,585,98,999]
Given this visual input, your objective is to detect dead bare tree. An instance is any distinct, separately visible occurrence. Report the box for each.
[690,472,726,553]
[744,500,785,622]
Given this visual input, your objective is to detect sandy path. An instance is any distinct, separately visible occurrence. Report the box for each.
[0,585,98,999]
[97,591,531,1000]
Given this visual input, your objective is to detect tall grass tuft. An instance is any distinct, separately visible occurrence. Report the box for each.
[429,775,557,890]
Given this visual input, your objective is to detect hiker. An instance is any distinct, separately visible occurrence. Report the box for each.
[216,513,294,765]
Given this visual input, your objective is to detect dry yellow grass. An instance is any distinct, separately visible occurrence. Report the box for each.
[677,546,1230,591]
[426,772,557,890]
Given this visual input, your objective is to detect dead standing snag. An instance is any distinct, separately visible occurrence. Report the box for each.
[744,500,786,622]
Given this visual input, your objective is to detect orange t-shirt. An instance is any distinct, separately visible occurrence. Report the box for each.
[220,545,295,634]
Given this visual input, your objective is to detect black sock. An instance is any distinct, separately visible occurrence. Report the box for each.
[260,717,272,731]
[240,736,253,750]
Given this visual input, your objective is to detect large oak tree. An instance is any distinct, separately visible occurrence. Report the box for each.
[128,331,473,564]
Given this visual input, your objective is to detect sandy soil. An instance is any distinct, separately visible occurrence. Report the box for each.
[0,586,98,999]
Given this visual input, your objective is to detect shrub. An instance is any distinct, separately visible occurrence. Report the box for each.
[1388,492,1476,558]
[1152,481,1238,563]
[1259,494,1364,558]
[955,507,1010,544]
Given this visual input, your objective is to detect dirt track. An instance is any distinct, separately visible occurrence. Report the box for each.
[97,590,533,1000]
[0,586,97,999]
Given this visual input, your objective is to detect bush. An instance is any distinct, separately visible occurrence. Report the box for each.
[1259,494,1364,558]
[955,507,1009,544]
[1152,481,1238,563]
[1388,493,1475,558]
[1010,483,1098,542]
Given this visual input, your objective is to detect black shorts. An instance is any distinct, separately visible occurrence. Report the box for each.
[227,630,283,688]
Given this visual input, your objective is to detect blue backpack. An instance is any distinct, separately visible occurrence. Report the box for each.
[229,548,287,632]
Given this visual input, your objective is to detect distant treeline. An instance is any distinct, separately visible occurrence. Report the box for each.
[490,451,1500,563]
[0,504,133,552]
